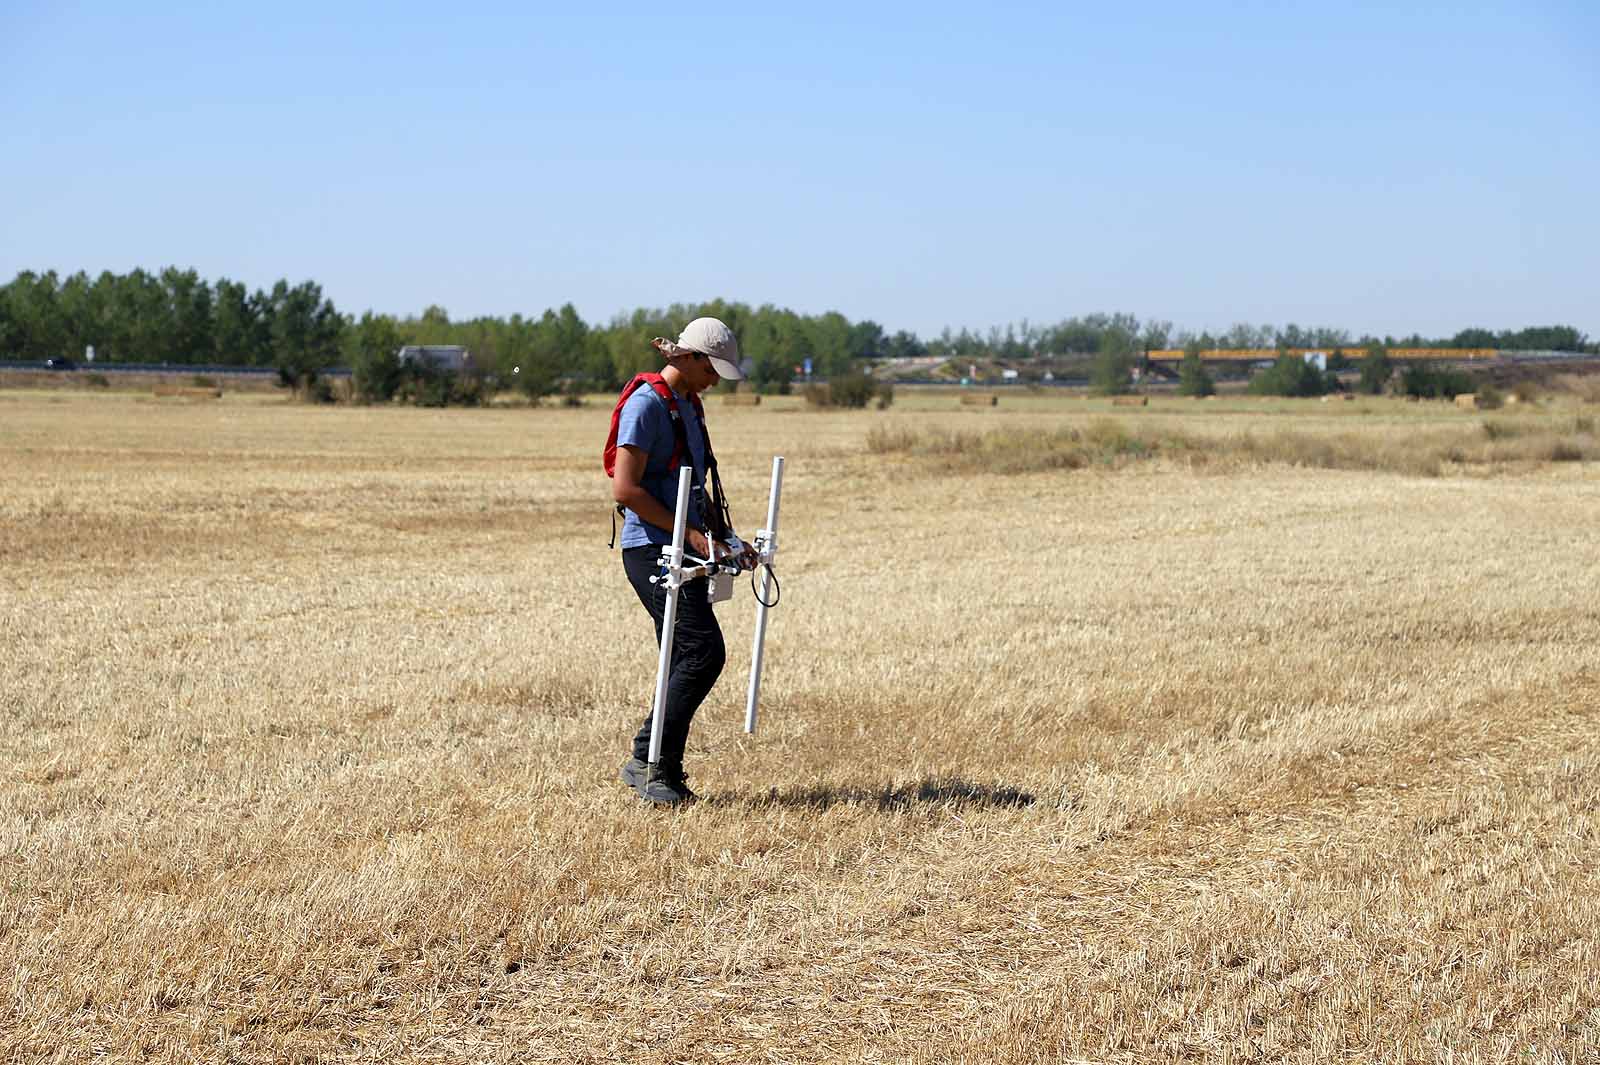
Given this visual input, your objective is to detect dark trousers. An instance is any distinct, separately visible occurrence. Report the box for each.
[622,546,727,771]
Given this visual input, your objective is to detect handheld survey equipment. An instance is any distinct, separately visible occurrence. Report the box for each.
[645,457,785,770]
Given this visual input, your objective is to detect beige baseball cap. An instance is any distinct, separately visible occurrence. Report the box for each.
[675,317,744,380]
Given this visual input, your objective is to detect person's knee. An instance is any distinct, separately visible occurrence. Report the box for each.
[686,631,726,681]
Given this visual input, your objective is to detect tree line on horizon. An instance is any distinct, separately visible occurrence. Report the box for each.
[1,268,1591,398]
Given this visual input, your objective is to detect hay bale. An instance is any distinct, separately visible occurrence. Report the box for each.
[1111,395,1148,407]
[960,392,998,407]
[723,393,761,406]
[1455,393,1479,410]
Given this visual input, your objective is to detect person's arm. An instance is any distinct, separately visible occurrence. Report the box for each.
[612,445,712,559]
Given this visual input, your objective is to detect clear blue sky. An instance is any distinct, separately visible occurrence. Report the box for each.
[3,1,1596,341]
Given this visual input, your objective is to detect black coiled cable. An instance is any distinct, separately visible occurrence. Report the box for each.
[751,563,780,608]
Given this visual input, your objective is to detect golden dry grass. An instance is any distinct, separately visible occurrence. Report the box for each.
[3,390,1599,1063]
[867,413,1600,478]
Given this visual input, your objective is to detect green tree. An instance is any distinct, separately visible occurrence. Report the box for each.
[413,305,453,345]
[847,319,886,360]
[1,270,69,360]
[883,330,926,359]
[109,269,171,362]
[266,280,345,390]
[1501,325,1586,351]
[55,270,105,361]
[1451,327,1497,349]
[161,267,214,364]
[741,305,805,393]
[600,306,680,385]
[1140,319,1173,353]
[349,312,404,401]
[1249,353,1330,397]
[214,280,273,366]
[806,310,853,378]
[1177,338,1215,397]
[514,308,565,401]
[1358,344,1392,394]
[1090,326,1135,395]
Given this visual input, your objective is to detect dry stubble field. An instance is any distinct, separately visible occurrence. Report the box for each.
[2,389,1599,1064]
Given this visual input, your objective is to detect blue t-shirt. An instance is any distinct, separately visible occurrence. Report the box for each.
[615,384,709,549]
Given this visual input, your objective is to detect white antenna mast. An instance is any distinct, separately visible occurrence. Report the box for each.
[644,457,787,775]
[745,456,785,734]
[645,466,696,770]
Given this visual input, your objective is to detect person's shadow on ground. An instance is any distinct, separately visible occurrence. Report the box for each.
[712,777,1036,811]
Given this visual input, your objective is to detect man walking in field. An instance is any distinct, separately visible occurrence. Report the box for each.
[606,318,747,806]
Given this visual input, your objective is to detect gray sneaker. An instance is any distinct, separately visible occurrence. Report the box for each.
[618,757,648,793]
[640,767,697,806]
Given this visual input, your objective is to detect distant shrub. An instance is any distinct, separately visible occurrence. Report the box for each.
[1475,384,1505,410]
[191,375,216,389]
[1090,349,1134,396]
[455,375,489,407]
[831,371,876,408]
[806,370,890,409]
[398,372,449,407]
[1358,346,1393,394]
[1400,364,1474,399]
[1249,354,1331,397]
[393,363,491,407]
[1177,352,1216,397]
[83,372,110,389]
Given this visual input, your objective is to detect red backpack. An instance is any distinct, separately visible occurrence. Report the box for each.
[603,373,732,546]
[603,372,703,477]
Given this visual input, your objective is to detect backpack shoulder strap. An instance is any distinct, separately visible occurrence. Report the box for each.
[640,376,692,472]
[604,373,692,477]
[604,374,653,477]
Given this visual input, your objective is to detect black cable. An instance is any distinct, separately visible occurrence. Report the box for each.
[751,563,780,608]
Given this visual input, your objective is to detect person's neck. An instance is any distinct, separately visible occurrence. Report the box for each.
[660,364,693,395]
